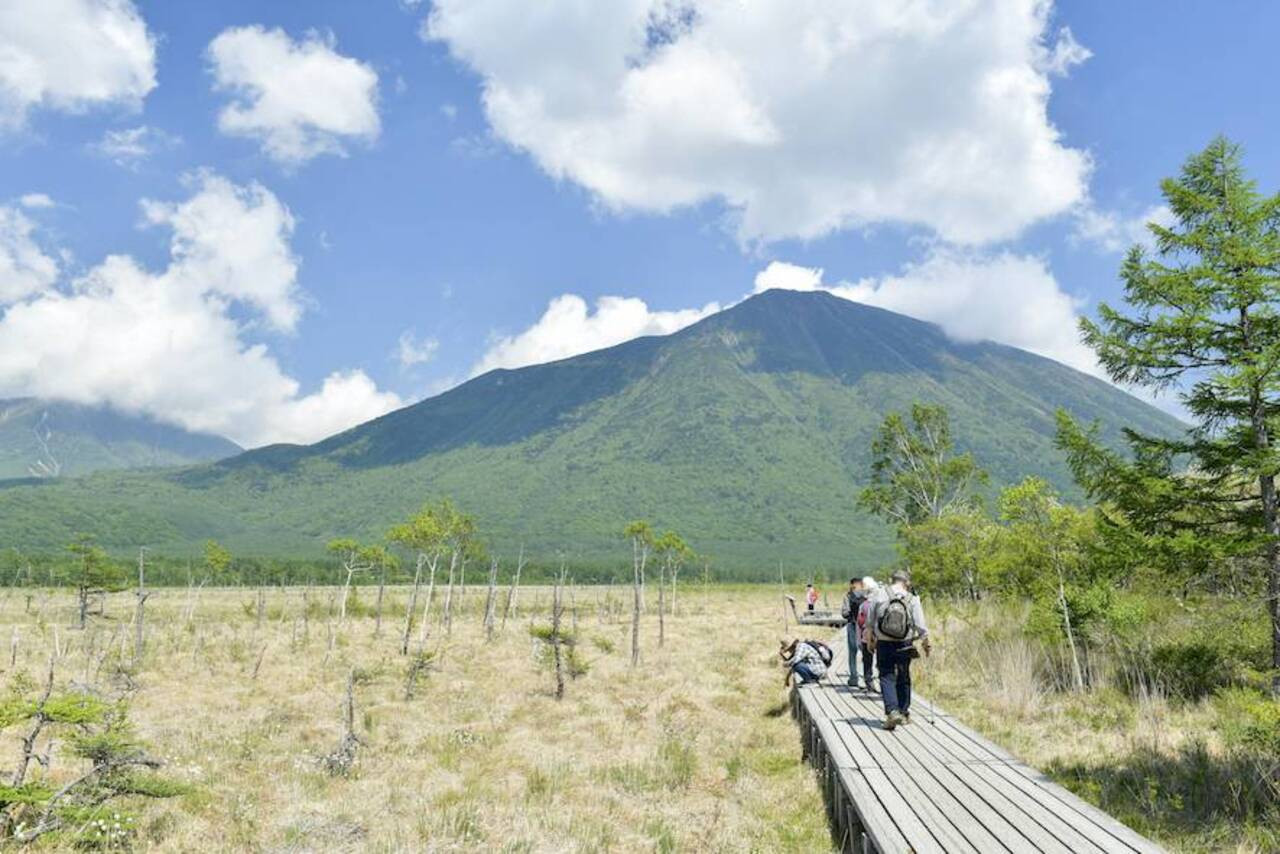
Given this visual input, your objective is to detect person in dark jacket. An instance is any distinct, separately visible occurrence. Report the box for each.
[840,577,870,688]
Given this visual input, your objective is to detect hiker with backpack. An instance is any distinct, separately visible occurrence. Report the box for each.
[779,637,833,687]
[841,576,875,689]
[864,569,930,730]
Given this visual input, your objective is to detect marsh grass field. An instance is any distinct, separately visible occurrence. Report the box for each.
[0,584,1274,852]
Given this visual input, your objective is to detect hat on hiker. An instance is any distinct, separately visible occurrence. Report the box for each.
[862,576,877,590]
[890,568,911,584]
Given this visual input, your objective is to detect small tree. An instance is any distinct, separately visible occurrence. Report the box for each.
[202,540,232,584]
[997,478,1099,692]
[858,403,987,529]
[388,505,447,655]
[326,538,380,623]
[0,662,183,844]
[64,535,124,630]
[529,570,585,700]
[623,521,653,666]
[652,531,691,647]
[900,506,998,600]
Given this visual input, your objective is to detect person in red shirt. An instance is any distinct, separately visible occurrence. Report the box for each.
[805,583,819,612]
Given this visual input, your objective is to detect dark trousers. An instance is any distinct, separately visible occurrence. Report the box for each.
[859,643,876,688]
[876,640,913,715]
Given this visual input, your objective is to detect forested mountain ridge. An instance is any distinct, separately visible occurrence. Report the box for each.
[0,290,1184,571]
[0,398,240,480]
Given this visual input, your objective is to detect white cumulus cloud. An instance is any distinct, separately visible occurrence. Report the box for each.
[472,294,720,375]
[0,206,59,303]
[0,0,156,128]
[0,174,401,447]
[208,26,380,166]
[1073,202,1176,254]
[425,0,1090,245]
[755,253,1097,376]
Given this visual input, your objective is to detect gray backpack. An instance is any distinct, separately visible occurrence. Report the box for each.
[876,592,914,641]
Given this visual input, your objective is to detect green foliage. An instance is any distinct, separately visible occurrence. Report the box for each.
[1215,688,1280,755]
[859,403,987,528]
[203,539,232,576]
[0,680,180,845]
[0,291,1183,571]
[1066,136,1280,693]
[64,534,126,594]
[900,506,996,598]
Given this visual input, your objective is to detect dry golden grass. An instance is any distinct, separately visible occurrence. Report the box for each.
[0,585,837,852]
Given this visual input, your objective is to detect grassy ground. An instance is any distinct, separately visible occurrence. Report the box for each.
[924,599,1279,854]
[0,585,1273,851]
[0,584,833,852]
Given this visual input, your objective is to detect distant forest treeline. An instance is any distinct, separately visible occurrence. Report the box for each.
[0,549,847,588]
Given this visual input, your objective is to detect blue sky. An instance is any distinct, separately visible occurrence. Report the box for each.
[0,1,1275,446]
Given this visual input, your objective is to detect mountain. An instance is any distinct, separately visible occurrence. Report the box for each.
[0,291,1184,571]
[0,398,240,480]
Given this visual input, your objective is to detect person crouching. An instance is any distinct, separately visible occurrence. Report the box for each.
[779,638,828,687]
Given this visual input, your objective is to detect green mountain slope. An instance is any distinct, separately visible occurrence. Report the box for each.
[0,291,1184,571]
[0,398,240,480]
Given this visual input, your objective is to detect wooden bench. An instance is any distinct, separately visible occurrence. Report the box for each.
[790,640,1167,853]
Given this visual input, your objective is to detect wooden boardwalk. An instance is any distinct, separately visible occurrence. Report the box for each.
[791,639,1166,854]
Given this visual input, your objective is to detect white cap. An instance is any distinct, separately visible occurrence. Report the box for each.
[862,576,877,590]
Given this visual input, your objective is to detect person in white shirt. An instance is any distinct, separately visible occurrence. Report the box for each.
[864,569,931,730]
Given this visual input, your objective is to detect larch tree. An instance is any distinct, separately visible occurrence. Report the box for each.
[64,535,125,630]
[1059,137,1280,696]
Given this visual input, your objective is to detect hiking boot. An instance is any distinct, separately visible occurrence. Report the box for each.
[900,713,911,725]
[883,711,903,731]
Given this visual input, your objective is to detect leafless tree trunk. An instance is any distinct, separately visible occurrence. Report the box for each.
[657,561,667,648]
[503,546,525,629]
[419,555,440,650]
[374,557,387,637]
[483,557,499,642]
[256,585,265,629]
[442,552,457,637]
[12,658,55,787]
[401,554,425,656]
[630,537,647,667]
[551,571,566,700]
[134,547,149,665]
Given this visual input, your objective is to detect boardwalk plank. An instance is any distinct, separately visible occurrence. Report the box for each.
[792,639,1167,854]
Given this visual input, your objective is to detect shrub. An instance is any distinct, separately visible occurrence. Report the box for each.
[1149,642,1223,700]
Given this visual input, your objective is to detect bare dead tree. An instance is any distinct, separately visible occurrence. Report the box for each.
[401,554,425,656]
[483,556,499,642]
[502,545,525,629]
[321,669,362,776]
[442,552,457,638]
[134,546,150,666]
[12,658,55,787]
